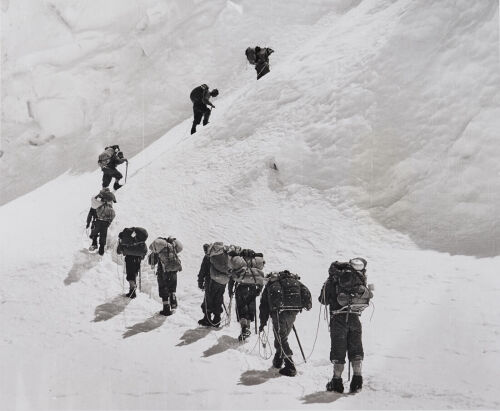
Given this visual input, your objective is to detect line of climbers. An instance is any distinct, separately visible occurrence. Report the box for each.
[86,46,274,251]
[83,45,374,393]
[104,230,375,393]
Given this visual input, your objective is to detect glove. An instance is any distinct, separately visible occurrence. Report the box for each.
[198,282,205,291]
[259,323,266,333]
[86,222,90,229]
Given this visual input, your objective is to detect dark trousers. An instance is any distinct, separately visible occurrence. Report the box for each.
[157,270,177,301]
[191,102,211,133]
[125,256,142,282]
[102,167,122,188]
[90,220,110,249]
[235,286,258,322]
[256,62,270,79]
[201,278,226,316]
[330,314,364,364]
[271,311,297,357]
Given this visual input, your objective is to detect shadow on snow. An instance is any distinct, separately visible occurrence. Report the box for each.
[64,249,99,286]
[123,315,166,339]
[177,327,212,346]
[202,335,240,357]
[93,295,130,322]
[301,391,345,404]
[238,367,280,386]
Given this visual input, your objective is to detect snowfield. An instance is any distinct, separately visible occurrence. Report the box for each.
[1,0,500,410]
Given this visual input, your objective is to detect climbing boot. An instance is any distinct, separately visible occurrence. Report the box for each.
[326,377,344,393]
[272,352,283,369]
[279,357,297,377]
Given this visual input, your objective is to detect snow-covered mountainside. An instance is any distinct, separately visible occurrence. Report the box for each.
[1,0,500,410]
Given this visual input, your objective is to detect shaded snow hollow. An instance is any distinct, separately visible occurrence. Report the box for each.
[1,1,500,410]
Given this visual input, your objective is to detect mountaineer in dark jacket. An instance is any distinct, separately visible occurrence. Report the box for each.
[246,46,274,80]
[228,278,262,341]
[259,270,312,377]
[116,227,148,299]
[319,258,373,394]
[99,145,128,190]
[190,85,219,134]
[198,244,226,327]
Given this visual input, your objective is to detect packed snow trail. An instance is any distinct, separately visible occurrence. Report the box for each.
[1,0,500,409]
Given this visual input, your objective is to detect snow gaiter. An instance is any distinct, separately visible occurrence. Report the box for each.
[333,362,345,378]
[352,360,362,376]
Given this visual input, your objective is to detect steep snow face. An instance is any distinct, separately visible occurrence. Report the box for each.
[1,0,331,204]
[220,0,500,257]
[3,0,497,258]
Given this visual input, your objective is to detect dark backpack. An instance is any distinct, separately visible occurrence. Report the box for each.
[245,47,256,65]
[268,271,311,312]
[329,262,373,312]
[190,84,208,103]
[119,227,148,245]
[118,227,148,257]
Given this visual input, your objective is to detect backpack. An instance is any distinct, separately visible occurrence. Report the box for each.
[118,227,149,257]
[245,47,256,65]
[150,237,182,272]
[267,271,311,312]
[98,147,115,169]
[96,202,115,222]
[190,84,208,103]
[119,227,148,245]
[329,261,373,313]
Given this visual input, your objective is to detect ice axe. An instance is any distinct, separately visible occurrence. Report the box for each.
[292,325,306,363]
[124,160,128,184]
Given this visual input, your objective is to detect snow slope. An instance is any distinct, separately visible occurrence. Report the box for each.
[1,0,331,204]
[1,0,500,410]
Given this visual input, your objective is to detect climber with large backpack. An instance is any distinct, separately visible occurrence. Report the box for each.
[319,258,374,394]
[197,243,227,328]
[245,46,274,79]
[148,236,183,316]
[116,227,149,299]
[88,188,116,255]
[227,248,265,341]
[86,187,116,231]
[189,84,219,134]
[98,145,128,190]
[259,270,312,377]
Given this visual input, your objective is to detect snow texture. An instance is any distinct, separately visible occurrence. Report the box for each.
[1,0,500,410]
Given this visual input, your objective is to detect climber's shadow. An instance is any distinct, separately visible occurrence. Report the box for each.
[93,295,130,322]
[203,335,240,357]
[122,315,166,339]
[238,367,280,386]
[64,249,100,286]
[177,327,212,346]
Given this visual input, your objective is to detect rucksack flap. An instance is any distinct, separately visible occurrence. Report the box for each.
[119,227,149,245]
[149,237,168,254]
[96,203,115,222]
[98,147,115,169]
